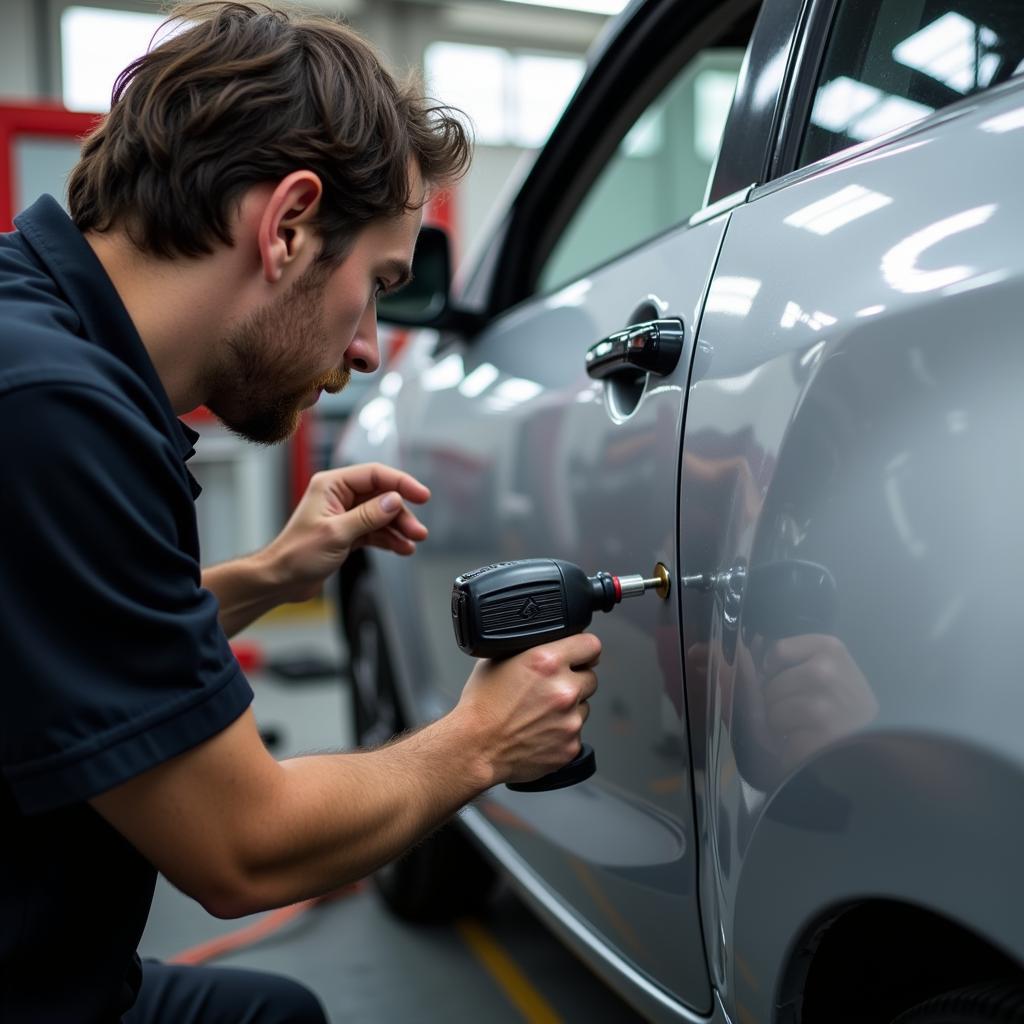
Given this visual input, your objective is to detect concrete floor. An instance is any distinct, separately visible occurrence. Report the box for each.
[139,603,645,1023]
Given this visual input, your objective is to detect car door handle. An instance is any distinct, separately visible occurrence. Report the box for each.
[585,318,685,380]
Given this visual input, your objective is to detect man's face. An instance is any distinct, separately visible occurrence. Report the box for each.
[207,199,422,444]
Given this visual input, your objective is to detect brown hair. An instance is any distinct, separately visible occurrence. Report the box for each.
[67,1,471,262]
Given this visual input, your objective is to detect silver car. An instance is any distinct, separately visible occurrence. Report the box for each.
[335,0,1024,1020]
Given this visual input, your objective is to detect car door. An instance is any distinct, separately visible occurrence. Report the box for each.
[385,2,765,1012]
[676,1,1024,1016]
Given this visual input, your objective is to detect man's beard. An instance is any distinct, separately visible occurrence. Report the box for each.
[207,263,350,445]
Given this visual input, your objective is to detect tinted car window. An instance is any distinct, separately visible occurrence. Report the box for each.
[801,0,1024,168]
[538,48,745,294]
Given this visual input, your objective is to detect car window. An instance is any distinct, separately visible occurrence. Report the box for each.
[537,48,745,294]
[800,0,1024,168]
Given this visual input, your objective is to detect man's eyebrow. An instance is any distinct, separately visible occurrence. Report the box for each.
[380,258,413,290]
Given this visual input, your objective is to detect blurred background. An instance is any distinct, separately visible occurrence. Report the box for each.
[0,5,733,1016]
[0,0,617,552]
[0,0,738,556]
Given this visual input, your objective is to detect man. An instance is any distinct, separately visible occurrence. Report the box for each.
[0,4,600,1021]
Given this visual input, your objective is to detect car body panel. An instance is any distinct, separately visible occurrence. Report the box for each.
[678,80,1024,1020]
[363,209,736,1012]
[335,0,1024,1017]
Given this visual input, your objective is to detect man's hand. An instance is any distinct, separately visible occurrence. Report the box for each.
[452,632,602,787]
[263,463,430,603]
[757,633,878,769]
[203,463,430,635]
[722,632,878,789]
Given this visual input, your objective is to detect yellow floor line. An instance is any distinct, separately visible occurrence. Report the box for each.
[455,918,564,1024]
[258,597,331,624]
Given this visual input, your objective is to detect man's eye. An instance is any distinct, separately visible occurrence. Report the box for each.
[375,278,389,298]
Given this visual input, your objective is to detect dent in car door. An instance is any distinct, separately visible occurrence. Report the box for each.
[397,210,730,1010]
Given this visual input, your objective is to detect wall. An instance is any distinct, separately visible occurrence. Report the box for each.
[0,0,45,100]
[1,0,607,255]
[0,0,608,561]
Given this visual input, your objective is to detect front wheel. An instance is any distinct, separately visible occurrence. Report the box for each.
[891,980,1024,1023]
[343,572,500,922]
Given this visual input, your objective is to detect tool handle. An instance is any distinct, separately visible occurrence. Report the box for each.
[450,558,612,793]
[506,744,596,792]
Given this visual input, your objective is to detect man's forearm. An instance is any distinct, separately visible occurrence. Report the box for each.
[90,637,598,920]
[202,552,292,637]
[221,712,495,916]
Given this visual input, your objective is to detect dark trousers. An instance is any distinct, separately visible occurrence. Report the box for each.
[122,961,328,1024]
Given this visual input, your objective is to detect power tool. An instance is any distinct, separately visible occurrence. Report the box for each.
[450,557,669,792]
[450,556,838,792]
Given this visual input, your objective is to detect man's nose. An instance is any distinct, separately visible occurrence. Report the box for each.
[344,302,380,374]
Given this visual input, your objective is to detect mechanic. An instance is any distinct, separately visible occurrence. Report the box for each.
[0,3,601,1022]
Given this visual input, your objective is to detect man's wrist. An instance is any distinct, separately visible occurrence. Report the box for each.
[437,704,500,794]
[248,542,309,605]
[247,544,287,594]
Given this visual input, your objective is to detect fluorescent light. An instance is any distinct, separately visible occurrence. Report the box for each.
[781,301,802,329]
[420,353,465,391]
[784,184,893,235]
[497,0,629,14]
[62,6,170,111]
[458,363,500,398]
[706,276,761,317]
[491,377,544,403]
[550,279,593,308]
[881,205,996,294]
[894,12,1000,95]
[980,106,1024,133]
[810,77,882,133]
[357,396,394,435]
[848,96,933,140]
[779,301,836,332]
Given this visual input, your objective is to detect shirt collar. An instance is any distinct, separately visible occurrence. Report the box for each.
[14,195,196,460]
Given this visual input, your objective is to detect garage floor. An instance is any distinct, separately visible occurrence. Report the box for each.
[139,602,645,1023]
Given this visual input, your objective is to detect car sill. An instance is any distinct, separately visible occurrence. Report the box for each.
[459,805,722,1024]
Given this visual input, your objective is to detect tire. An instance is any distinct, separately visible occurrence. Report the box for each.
[891,980,1024,1024]
[344,573,500,922]
[347,574,401,750]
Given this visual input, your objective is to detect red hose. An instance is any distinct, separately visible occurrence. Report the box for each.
[168,883,364,966]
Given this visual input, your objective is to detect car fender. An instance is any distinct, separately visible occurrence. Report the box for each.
[726,733,1024,1021]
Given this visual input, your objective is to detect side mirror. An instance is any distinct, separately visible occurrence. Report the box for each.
[377,225,451,327]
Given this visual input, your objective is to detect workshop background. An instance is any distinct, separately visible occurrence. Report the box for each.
[0,1,679,1018]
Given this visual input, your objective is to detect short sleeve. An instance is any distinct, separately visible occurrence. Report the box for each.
[0,382,253,813]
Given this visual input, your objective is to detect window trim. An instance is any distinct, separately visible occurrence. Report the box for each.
[752,8,1024,201]
[767,0,839,181]
[484,0,765,319]
[707,0,806,202]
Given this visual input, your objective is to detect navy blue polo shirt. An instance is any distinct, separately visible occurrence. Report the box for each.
[0,196,254,1021]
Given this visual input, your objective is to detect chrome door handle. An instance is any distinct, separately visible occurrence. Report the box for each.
[585,318,685,380]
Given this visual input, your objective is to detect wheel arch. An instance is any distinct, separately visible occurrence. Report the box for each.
[723,733,1024,1022]
[779,899,1020,1024]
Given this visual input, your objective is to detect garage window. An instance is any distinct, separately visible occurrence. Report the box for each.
[425,42,585,148]
[800,0,1024,168]
[61,6,180,112]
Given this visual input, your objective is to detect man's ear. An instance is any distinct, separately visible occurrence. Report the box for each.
[257,171,323,284]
